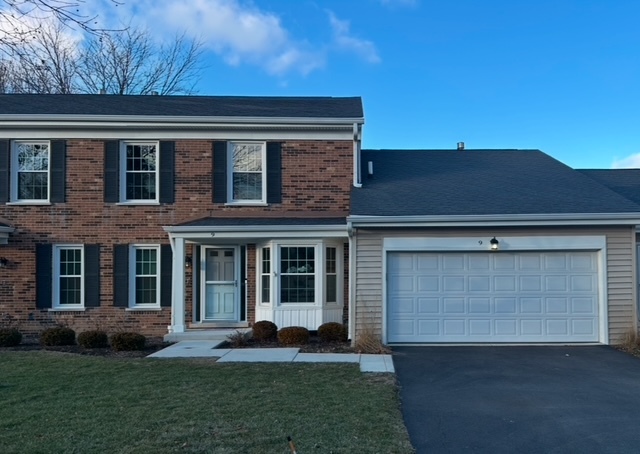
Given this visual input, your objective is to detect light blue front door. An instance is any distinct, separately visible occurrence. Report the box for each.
[203,248,238,321]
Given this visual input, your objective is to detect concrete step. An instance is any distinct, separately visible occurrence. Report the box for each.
[164,328,250,343]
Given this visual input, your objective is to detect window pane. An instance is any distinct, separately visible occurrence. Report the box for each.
[262,247,270,273]
[326,275,337,303]
[136,276,157,305]
[281,275,315,303]
[60,277,81,305]
[232,144,262,172]
[281,247,314,274]
[232,173,262,200]
[18,169,48,200]
[261,275,270,303]
[17,143,49,170]
[126,172,156,200]
[126,144,156,171]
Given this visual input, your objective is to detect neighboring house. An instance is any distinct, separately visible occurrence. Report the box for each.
[0,94,363,340]
[349,149,640,345]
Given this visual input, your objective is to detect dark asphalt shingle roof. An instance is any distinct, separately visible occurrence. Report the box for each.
[0,94,363,118]
[176,217,346,227]
[579,169,640,206]
[351,149,640,216]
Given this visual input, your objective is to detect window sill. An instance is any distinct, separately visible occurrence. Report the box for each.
[224,202,268,207]
[126,307,162,311]
[48,307,86,312]
[6,201,51,206]
[115,201,160,206]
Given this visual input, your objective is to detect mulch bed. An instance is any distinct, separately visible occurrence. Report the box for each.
[222,336,355,354]
[1,336,355,357]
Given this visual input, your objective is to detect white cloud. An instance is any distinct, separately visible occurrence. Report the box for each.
[91,0,325,76]
[328,11,381,64]
[612,153,640,169]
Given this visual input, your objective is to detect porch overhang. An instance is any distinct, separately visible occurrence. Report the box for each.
[163,217,349,240]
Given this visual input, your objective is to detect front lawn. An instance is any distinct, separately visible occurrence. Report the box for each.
[0,352,413,453]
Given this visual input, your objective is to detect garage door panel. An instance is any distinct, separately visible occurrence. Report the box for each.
[387,251,600,343]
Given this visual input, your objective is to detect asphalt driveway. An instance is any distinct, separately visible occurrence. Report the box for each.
[393,346,640,453]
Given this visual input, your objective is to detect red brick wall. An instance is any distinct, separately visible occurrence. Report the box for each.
[0,139,352,338]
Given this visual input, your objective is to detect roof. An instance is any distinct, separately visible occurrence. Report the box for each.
[351,149,640,217]
[579,169,640,206]
[0,94,363,119]
[175,217,346,227]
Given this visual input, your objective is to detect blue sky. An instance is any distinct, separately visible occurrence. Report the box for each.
[98,0,640,168]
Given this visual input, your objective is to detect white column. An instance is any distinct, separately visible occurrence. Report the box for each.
[170,236,186,333]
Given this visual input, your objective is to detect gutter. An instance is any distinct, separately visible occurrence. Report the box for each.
[348,212,640,227]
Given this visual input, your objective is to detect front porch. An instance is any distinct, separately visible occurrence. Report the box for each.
[163,217,349,338]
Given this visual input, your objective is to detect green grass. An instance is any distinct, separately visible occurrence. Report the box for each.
[0,352,413,453]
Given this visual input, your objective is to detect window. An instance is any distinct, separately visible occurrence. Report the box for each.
[12,141,49,202]
[53,246,84,308]
[261,247,271,303]
[326,247,337,303]
[130,246,160,308]
[280,246,315,304]
[121,141,158,202]
[229,142,265,203]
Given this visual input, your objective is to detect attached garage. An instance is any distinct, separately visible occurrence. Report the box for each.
[387,250,600,343]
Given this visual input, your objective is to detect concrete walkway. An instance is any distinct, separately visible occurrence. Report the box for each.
[147,340,394,373]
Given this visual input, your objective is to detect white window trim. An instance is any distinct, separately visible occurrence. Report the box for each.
[257,240,344,308]
[52,244,84,309]
[227,141,266,204]
[10,140,51,203]
[119,140,160,203]
[129,244,161,309]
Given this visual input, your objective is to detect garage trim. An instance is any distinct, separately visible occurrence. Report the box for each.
[382,235,608,344]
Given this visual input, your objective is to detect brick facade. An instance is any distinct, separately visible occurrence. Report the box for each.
[0,139,353,338]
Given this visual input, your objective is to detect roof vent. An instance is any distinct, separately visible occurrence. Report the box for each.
[151,91,159,96]
[99,89,106,95]
[457,142,465,151]
[367,161,374,178]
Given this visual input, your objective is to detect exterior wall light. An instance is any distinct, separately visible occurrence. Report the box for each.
[0,257,8,268]
[185,256,192,268]
[490,237,499,252]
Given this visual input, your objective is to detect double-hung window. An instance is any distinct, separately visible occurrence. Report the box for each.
[280,246,315,304]
[229,142,266,203]
[53,245,84,308]
[130,245,160,308]
[121,141,158,202]
[12,141,49,202]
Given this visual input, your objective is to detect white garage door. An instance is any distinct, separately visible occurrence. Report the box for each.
[387,251,599,343]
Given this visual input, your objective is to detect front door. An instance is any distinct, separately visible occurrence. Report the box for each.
[203,248,238,321]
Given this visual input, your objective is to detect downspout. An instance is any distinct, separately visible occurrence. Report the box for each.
[347,221,356,344]
[352,122,362,188]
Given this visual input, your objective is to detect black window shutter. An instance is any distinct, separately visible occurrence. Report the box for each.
[160,244,173,308]
[104,141,120,203]
[50,140,66,203]
[113,245,129,307]
[193,247,200,322]
[35,244,53,309]
[212,141,227,203]
[84,245,101,307]
[159,141,175,203]
[0,140,9,203]
[266,142,282,203]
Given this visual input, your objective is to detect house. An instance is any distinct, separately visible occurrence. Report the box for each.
[0,94,363,340]
[349,149,640,345]
[2,93,639,347]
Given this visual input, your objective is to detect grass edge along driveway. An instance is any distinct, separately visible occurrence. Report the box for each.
[0,352,413,453]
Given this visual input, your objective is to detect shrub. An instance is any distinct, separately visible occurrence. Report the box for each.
[318,322,348,342]
[252,320,278,341]
[110,332,146,351]
[40,326,76,346]
[277,326,310,345]
[0,328,22,347]
[77,330,109,348]
[226,330,249,347]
